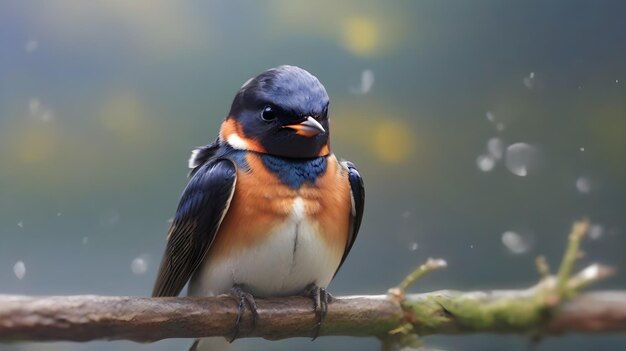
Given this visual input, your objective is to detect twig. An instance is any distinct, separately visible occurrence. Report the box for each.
[556,219,589,294]
[396,258,448,292]
[535,256,551,280]
[381,219,614,350]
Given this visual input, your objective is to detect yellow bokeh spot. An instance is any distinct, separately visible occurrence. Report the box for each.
[14,124,59,164]
[342,16,380,56]
[99,92,148,135]
[372,120,415,163]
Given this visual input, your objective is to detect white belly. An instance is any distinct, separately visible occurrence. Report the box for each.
[188,199,342,297]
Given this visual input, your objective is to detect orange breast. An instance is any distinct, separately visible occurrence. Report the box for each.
[207,152,352,262]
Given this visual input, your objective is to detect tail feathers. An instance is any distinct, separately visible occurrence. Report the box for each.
[189,337,233,351]
[189,339,200,351]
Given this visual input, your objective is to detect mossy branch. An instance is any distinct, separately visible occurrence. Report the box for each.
[381,219,617,349]
[0,290,623,343]
[0,220,622,345]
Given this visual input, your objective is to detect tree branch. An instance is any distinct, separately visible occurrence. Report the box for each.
[0,290,625,343]
[1,220,621,346]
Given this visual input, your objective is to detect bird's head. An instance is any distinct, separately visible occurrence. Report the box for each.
[220,65,330,158]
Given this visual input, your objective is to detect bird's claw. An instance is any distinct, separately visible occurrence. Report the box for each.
[229,284,259,342]
[304,283,333,340]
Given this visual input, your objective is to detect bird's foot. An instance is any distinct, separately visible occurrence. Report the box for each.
[229,284,259,342]
[304,283,333,340]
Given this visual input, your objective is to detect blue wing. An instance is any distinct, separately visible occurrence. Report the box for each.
[152,158,236,297]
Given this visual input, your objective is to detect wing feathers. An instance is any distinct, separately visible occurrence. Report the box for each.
[334,161,365,276]
[152,159,236,297]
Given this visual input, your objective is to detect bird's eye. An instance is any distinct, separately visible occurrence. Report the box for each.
[261,105,277,121]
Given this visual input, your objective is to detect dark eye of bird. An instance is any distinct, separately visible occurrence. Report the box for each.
[261,105,277,121]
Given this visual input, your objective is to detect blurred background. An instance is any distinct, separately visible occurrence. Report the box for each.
[1,1,625,350]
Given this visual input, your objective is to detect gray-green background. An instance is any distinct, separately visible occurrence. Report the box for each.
[1,1,625,350]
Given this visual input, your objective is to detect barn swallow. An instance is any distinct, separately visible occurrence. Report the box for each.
[152,65,365,348]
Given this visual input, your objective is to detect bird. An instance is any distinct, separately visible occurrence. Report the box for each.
[151,65,365,350]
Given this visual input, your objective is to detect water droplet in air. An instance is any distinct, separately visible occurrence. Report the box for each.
[28,98,54,122]
[409,242,418,251]
[13,261,26,280]
[29,98,41,115]
[24,40,38,53]
[505,143,541,176]
[100,210,121,226]
[485,112,505,131]
[476,154,496,172]
[401,210,411,219]
[589,224,604,240]
[40,111,54,122]
[501,231,531,254]
[82,236,89,245]
[523,72,535,89]
[17,221,23,228]
[487,137,504,159]
[350,69,375,95]
[576,176,592,194]
[131,255,149,274]
[580,147,585,152]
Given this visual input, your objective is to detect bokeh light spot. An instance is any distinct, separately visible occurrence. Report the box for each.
[14,124,59,164]
[131,254,150,275]
[13,261,26,280]
[476,154,496,172]
[501,231,532,254]
[99,92,148,135]
[342,16,379,56]
[576,176,592,194]
[372,120,414,163]
[505,142,542,176]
